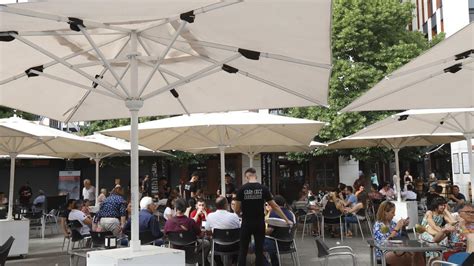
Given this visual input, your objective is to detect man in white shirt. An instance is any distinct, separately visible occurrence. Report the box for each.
[401,184,417,201]
[82,179,96,205]
[68,200,92,236]
[206,196,240,266]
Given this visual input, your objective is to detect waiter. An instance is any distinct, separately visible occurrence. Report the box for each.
[234,168,291,266]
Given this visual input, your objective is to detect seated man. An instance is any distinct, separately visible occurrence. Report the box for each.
[190,198,210,228]
[123,196,163,245]
[449,185,466,212]
[205,196,240,266]
[32,190,46,212]
[264,195,295,266]
[164,198,210,265]
[68,200,92,237]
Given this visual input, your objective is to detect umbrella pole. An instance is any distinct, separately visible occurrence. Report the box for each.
[466,134,474,202]
[127,30,143,252]
[7,153,17,220]
[219,146,226,196]
[94,157,100,204]
[393,148,401,202]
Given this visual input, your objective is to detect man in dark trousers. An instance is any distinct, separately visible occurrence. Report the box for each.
[234,168,291,266]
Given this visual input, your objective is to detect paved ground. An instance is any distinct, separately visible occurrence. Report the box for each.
[6,227,374,265]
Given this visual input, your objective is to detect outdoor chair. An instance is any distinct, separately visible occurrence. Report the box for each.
[68,220,90,250]
[25,210,44,238]
[210,228,240,266]
[430,252,474,266]
[124,230,162,246]
[0,236,14,266]
[314,237,357,266]
[167,231,204,266]
[321,202,344,242]
[44,209,60,234]
[345,208,369,241]
[265,221,300,266]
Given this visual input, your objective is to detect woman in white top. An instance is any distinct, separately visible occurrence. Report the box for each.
[163,195,177,220]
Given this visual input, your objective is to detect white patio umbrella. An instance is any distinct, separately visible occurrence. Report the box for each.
[0,0,332,250]
[341,22,474,112]
[327,114,464,201]
[83,133,171,203]
[102,112,325,194]
[393,109,474,199]
[0,117,120,220]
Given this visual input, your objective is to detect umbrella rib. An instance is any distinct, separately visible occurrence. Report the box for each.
[77,26,130,97]
[149,36,331,69]
[137,22,187,98]
[237,70,328,106]
[387,55,459,80]
[13,34,128,99]
[0,34,128,86]
[16,138,48,154]
[142,53,242,100]
[0,5,131,33]
[14,31,125,37]
[136,0,242,33]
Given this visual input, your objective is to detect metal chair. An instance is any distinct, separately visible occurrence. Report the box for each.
[265,223,300,266]
[314,237,357,266]
[0,236,15,266]
[167,231,204,265]
[211,228,240,266]
[431,252,474,266]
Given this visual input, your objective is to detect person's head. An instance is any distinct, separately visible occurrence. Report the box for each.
[83,199,90,207]
[434,185,443,194]
[83,179,91,188]
[371,183,378,191]
[215,196,228,210]
[459,204,474,224]
[301,184,309,193]
[126,201,132,215]
[376,201,396,222]
[225,174,232,184]
[382,182,390,191]
[273,195,286,208]
[144,174,149,180]
[140,196,157,213]
[337,183,346,191]
[175,198,187,214]
[38,189,44,195]
[166,195,177,208]
[328,192,338,202]
[428,196,447,213]
[405,170,410,175]
[344,186,353,195]
[429,173,436,179]
[72,200,83,210]
[195,189,203,199]
[112,185,123,195]
[191,171,200,182]
[195,198,206,210]
[452,185,460,195]
[231,197,238,213]
[100,188,107,195]
[244,168,258,181]
[407,184,414,191]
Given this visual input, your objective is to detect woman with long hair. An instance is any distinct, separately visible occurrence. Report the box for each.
[373,201,424,265]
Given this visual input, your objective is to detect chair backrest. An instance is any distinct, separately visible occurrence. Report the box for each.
[0,236,15,265]
[124,230,159,245]
[90,231,113,247]
[314,237,330,257]
[167,231,197,247]
[270,225,297,243]
[322,202,342,218]
[448,252,474,266]
[212,228,240,245]
[68,220,83,230]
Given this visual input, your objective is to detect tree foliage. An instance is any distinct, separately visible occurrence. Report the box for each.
[287,0,444,164]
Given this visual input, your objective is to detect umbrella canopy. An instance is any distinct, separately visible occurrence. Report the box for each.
[102,111,325,192]
[0,0,332,251]
[394,108,474,199]
[341,22,474,112]
[327,113,464,201]
[0,116,120,220]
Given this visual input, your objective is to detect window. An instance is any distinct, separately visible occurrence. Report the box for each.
[470,9,474,22]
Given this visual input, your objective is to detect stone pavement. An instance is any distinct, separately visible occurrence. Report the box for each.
[6,232,373,265]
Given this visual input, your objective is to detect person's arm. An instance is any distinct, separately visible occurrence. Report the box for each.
[83,216,92,226]
[346,202,363,214]
[267,200,291,225]
[432,225,456,243]
[150,217,164,238]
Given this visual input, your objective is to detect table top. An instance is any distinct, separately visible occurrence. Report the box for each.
[367,239,446,252]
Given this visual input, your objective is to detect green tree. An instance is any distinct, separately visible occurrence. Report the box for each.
[287,0,443,166]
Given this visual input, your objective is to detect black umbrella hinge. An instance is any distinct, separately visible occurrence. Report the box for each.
[455,49,474,61]
[222,64,239,74]
[25,65,44,78]
[68,17,86,32]
[0,31,18,42]
[180,11,195,23]
[444,63,462,73]
[92,74,103,88]
[238,48,260,60]
[170,89,179,98]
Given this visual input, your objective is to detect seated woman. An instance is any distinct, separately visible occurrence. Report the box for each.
[322,192,345,237]
[419,197,454,245]
[344,187,367,237]
[373,201,424,266]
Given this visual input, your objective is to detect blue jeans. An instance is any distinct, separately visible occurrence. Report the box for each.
[344,215,358,233]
